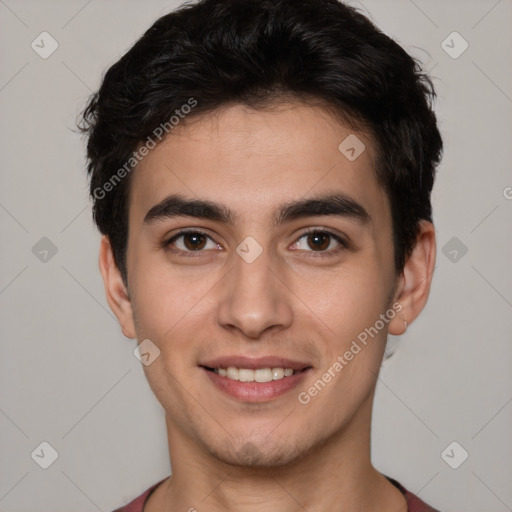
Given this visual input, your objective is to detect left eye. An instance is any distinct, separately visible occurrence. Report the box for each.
[292,230,346,254]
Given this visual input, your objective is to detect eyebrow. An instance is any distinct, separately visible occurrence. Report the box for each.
[143,192,371,227]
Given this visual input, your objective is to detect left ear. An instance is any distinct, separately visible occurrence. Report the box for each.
[388,220,436,336]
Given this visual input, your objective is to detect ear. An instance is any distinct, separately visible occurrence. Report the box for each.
[98,235,136,339]
[388,220,436,336]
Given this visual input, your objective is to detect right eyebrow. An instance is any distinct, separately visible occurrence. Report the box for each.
[144,194,238,225]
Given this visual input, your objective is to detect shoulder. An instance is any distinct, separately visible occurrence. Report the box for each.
[387,477,442,512]
[111,477,169,512]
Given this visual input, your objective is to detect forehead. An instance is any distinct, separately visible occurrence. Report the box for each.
[129,101,389,227]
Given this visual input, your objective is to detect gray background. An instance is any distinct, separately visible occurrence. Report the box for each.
[1,0,511,510]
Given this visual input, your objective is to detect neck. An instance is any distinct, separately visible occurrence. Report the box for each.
[146,393,406,512]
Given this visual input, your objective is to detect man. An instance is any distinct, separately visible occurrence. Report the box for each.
[78,0,443,510]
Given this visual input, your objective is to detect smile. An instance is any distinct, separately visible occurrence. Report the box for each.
[201,364,312,402]
[208,366,296,383]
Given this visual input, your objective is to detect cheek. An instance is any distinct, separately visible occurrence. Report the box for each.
[294,259,391,345]
[129,263,222,375]
[129,248,205,332]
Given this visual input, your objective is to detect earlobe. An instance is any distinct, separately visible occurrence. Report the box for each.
[388,221,436,336]
[98,236,137,339]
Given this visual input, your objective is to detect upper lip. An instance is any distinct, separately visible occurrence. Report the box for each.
[200,356,311,371]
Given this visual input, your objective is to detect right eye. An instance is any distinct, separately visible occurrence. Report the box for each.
[164,230,222,255]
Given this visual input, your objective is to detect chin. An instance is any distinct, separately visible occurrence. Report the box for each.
[204,432,318,469]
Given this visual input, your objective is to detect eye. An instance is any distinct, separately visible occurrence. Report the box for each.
[291,229,347,256]
[164,230,221,254]
[163,228,348,257]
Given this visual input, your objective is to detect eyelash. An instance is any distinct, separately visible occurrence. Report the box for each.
[163,228,348,258]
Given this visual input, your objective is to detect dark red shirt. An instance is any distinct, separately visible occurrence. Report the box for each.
[112,475,441,512]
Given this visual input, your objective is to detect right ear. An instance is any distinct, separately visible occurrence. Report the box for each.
[98,235,136,339]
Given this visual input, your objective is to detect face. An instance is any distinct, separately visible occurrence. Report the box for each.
[119,101,404,466]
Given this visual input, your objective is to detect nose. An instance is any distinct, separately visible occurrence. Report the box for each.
[216,246,293,339]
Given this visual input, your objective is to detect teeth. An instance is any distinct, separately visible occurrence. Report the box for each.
[214,366,297,382]
[272,368,284,380]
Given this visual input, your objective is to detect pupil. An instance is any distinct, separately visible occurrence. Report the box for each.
[309,232,329,251]
[185,233,206,250]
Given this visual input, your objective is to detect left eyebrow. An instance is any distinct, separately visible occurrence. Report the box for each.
[143,192,371,227]
[272,193,371,227]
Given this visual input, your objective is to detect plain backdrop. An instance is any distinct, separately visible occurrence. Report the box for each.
[0,1,511,511]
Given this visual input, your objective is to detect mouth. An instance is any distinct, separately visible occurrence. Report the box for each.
[199,357,313,402]
[202,365,303,382]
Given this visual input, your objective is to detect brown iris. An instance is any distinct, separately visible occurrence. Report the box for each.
[307,231,330,251]
[183,232,208,250]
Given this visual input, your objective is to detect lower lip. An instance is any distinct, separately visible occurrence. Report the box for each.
[202,367,311,402]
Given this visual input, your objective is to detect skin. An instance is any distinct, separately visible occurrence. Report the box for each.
[99,100,436,512]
